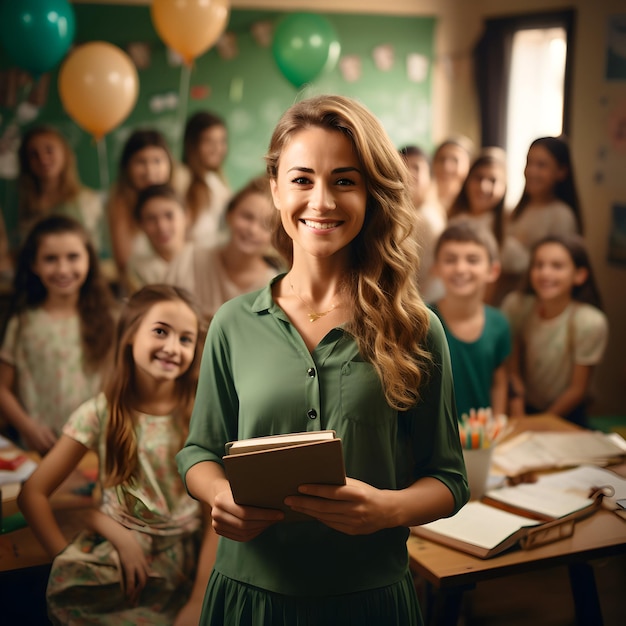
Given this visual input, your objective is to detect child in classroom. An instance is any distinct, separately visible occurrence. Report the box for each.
[430,221,511,419]
[107,129,174,279]
[180,110,231,248]
[0,216,116,455]
[177,94,468,625]
[17,125,105,253]
[447,147,519,304]
[431,135,474,214]
[126,183,189,292]
[501,233,608,427]
[165,175,283,323]
[502,136,583,278]
[399,145,446,302]
[18,284,215,626]
[448,147,507,250]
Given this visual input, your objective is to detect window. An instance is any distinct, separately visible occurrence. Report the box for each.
[474,10,574,207]
[505,27,568,206]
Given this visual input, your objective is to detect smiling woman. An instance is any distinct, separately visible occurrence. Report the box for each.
[177,94,469,626]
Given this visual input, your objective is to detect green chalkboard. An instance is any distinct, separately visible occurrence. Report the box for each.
[0,5,435,246]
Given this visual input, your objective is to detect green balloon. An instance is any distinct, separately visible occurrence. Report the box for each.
[272,13,341,88]
[0,0,76,78]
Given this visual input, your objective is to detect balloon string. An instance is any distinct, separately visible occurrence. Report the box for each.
[96,137,110,191]
[178,63,192,153]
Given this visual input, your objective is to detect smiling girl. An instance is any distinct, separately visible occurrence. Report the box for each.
[165,176,282,323]
[107,129,175,278]
[0,216,115,454]
[501,234,607,425]
[19,285,213,625]
[177,95,468,626]
[507,136,583,258]
[17,125,104,252]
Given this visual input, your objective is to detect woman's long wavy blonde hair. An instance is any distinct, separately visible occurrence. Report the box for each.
[266,94,431,410]
[103,284,205,486]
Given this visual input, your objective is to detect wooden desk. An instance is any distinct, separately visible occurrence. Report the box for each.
[0,449,97,573]
[408,415,626,626]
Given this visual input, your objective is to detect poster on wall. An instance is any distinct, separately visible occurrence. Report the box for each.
[607,203,626,265]
[606,14,626,81]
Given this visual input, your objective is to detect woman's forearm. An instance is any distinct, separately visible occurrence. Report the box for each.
[386,476,456,528]
[184,460,230,508]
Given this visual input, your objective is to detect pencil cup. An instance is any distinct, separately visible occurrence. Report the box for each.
[462,447,494,500]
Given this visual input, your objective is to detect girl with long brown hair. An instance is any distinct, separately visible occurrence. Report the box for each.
[107,129,174,278]
[181,111,231,247]
[178,94,468,625]
[17,125,105,251]
[0,215,115,454]
[19,284,215,625]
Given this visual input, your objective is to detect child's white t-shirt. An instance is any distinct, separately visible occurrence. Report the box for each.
[501,293,608,410]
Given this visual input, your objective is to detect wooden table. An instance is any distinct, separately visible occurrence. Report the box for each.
[0,449,98,572]
[408,415,626,626]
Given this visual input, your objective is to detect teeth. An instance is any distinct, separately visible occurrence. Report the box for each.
[303,220,339,230]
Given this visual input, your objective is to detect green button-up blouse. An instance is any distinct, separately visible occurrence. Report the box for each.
[177,276,468,597]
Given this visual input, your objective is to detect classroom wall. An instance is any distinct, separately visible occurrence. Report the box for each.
[3,0,626,413]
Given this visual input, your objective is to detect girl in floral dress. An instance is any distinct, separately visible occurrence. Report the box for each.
[0,215,116,454]
[19,284,214,625]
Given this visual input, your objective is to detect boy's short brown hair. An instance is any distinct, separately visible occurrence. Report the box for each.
[434,219,499,263]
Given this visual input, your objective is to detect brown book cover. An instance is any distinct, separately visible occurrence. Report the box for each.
[223,435,346,522]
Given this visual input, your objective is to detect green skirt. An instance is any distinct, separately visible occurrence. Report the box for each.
[200,569,423,626]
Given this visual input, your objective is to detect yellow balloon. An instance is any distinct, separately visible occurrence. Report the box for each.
[58,41,139,141]
[151,0,230,65]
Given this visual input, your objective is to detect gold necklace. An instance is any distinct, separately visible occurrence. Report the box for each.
[289,280,338,323]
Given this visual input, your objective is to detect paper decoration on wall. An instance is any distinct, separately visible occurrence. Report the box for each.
[339,56,361,83]
[166,48,184,67]
[190,85,211,100]
[407,53,429,83]
[217,32,238,60]
[0,69,50,108]
[608,203,626,265]
[127,43,151,70]
[372,45,394,71]
[251,20,273,48]
[149,91,179,114]
[608,98,626,154]
[16,101,39,125]
[229,77,244,103]
[0,123,21,179]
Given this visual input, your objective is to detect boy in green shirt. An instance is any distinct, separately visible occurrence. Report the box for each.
[430,220,511,418]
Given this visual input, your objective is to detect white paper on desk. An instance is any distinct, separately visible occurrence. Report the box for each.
[484,483,594,519]
[535,465,626,511]
[0,458,37,485]
[492,431,626,475]
[418,502,540,550]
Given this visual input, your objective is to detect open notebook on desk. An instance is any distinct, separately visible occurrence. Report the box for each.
[491,430,626,476]
[412,472,607,558]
